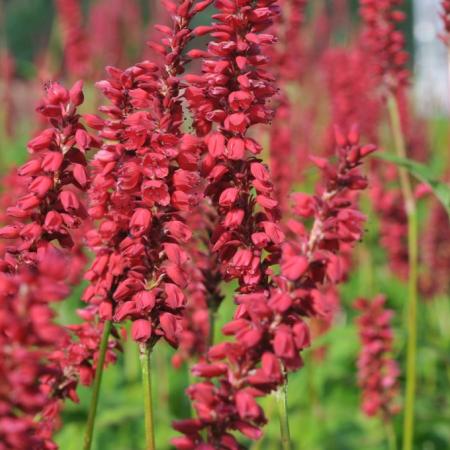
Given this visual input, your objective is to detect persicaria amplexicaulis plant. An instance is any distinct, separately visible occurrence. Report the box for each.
[0,81,118,450]
[10,0,450,449]
[172,124,376,448]
[354,296,400,420]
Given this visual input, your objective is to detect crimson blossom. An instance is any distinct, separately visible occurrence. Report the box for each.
[83,0,213,349]
[354,295,400,419]
[172,125,376,448]
[360,0,410,93]
[0,81,119,449]
[54,0,91,78]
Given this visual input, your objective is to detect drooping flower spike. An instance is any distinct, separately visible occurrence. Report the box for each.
[54,0,91,78]
[0,81,117,449]
[84,0,213,347]
[173,127,377,448]
[360,0,410,93]
[354,295,400,420]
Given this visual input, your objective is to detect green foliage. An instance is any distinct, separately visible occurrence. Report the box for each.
[4,0,55,77]
[374,152,450,217]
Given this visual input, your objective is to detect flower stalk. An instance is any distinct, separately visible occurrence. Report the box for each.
[387,93,419,450]
[276,381,292,450]
[140,343,156,450]
[386,420,398,450]
[83,320,112,450]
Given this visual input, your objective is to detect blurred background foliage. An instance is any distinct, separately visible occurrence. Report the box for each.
[1,1,449,449]
[1,0,415,79]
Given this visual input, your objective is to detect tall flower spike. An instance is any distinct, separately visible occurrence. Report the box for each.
[173,128,376,448]
[54,0,91,77]
[84,0,213,348]
[354,295,400,420]
[0,82,116,449]
[360,0,410,93]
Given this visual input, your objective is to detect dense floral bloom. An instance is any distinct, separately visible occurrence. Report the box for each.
[83,0,213,347]
[54,0,91,77]
[184,0,282,279]
[360,0,410,92]
[0,80,98,255]
[0,82,116,449]
[172,127,376,448]
[354,295,400,419]
[440,1,450,45]
[0,257,67,450]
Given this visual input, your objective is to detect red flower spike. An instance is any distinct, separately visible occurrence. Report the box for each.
[0,98,117,447]
[175,122,377,446]
[84,1,206,357]
[359,0,410,92]
[354,296,400,420]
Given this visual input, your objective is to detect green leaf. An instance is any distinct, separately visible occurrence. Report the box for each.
[374,152,450,217]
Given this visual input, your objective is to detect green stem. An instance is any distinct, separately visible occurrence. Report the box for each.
[139,343,156,450]
[387,93,419,450]
[83,320,112,450]
[276,381,292,450]
[385,420,398,450]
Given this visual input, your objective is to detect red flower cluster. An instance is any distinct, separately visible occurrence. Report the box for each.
[0,81,117,449]
[0,80,97,257]
[173,128,376,448]
[354,295,400,419]
[360,0,409,92]
[185,0,282,281]
[54,0,91,78]
[83,0,213,347]
[0,250,69,450]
